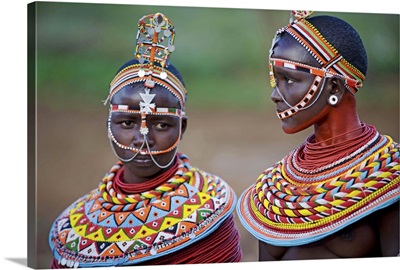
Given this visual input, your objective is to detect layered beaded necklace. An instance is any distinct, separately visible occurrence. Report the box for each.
[237,124,400,246]
[49,153,239,267]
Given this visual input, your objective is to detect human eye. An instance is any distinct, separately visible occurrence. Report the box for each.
[274,69,296,86]
[154,122,170,130]
[284,76,296,84]
[121,120,135,128]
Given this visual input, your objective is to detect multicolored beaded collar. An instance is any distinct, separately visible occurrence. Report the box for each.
[237,124,400,246]
[269,11,365,119]
[104,13,187,168]
[49,153,238,267]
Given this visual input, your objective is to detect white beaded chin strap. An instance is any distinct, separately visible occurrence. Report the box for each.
[104,13,187,168]
[106,71,186,168]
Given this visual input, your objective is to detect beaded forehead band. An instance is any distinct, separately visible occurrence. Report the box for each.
[269,11,366,120]
[105,13,186,168]
[105,12,187,108]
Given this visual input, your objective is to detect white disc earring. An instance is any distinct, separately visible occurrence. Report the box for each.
[329,95,338,105]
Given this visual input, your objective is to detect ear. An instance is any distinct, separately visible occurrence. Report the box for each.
[180,116,187,139]
[326,76,346,106]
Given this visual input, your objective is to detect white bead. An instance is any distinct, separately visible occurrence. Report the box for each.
[138,69,145,77]
[150,248,157,255]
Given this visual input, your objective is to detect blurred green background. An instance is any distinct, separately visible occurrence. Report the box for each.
[32,2,399,269]
[36,2,399,112]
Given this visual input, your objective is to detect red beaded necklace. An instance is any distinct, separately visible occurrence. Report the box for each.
[113,159,180,194]
[293,123,377,171]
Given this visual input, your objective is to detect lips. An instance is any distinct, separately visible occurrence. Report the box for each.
[132,154,153,165]
[274,101,288,113]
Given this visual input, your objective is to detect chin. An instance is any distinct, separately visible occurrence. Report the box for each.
[280,119,307,134]
[281,126,297,134]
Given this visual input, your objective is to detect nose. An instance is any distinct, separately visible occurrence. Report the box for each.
[132,131,145,148]
[132,127,155,149]
[270,87,281,104]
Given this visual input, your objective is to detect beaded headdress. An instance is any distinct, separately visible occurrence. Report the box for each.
[269,11,365,119]
[105,13,187,168]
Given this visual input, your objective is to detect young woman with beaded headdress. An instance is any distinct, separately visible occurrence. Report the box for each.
[48,12,242,268]
[237,10,399,260]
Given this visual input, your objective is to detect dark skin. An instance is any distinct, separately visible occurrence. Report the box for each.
[109,83,187,184]
[259,34,400,260]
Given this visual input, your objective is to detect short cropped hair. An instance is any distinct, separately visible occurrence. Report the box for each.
[307,15,368,76]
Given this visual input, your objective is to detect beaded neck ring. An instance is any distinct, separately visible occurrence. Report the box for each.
[269,11,365,120]
[104,13,187,168]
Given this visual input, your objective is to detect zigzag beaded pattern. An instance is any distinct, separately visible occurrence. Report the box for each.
[252,137,399,227]
[237,135,399,245]
[285,131,386,183]
[99,161,193,211]
[49,154,236,267]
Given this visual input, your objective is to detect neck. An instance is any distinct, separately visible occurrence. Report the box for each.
[115,160,179,194]
[122,157,178,185]
[313,106,362,146]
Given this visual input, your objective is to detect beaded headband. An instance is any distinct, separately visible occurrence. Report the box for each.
[105,13,186,168]
[268,11,366,119]
[269,11,365,93]
[105,13,187,109]
[108,63,187,109]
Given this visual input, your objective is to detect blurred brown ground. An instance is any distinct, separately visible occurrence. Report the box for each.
[36,105,398,269]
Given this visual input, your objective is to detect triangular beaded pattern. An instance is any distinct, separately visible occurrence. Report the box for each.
[49,153,237,267]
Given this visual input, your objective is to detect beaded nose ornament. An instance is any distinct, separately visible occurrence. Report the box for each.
[105,13,187,168]
[269,11,365,120]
